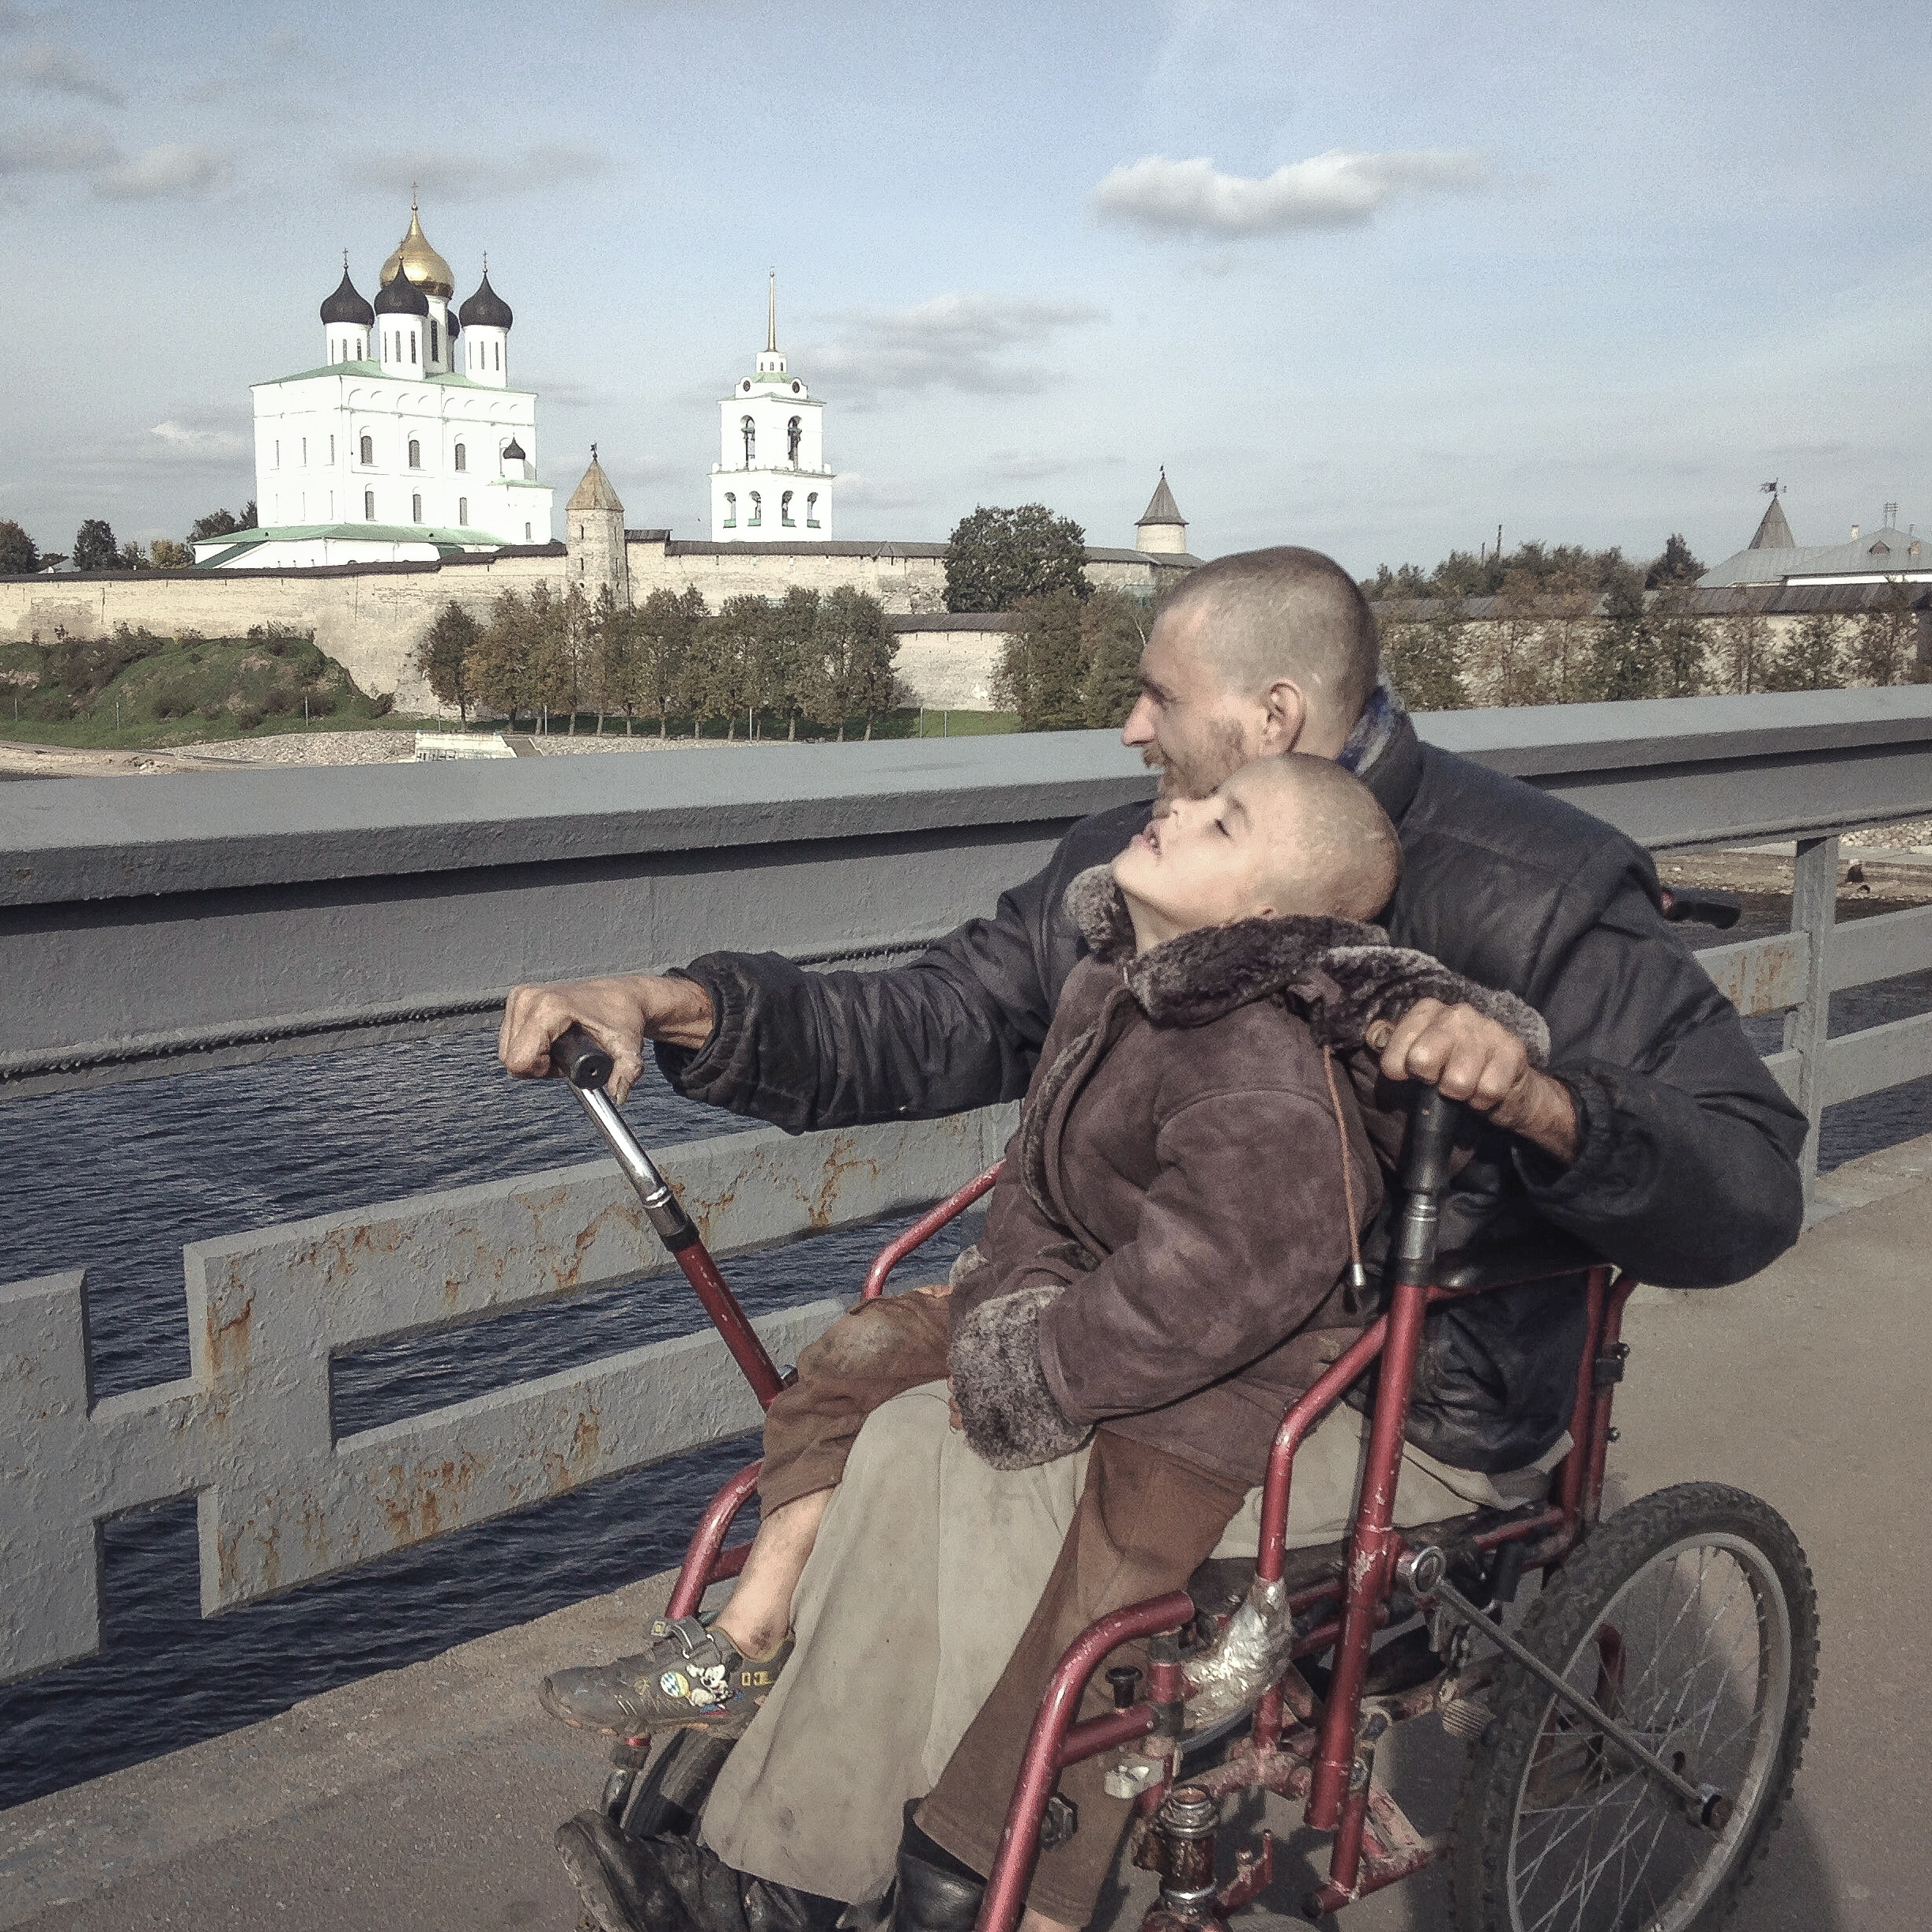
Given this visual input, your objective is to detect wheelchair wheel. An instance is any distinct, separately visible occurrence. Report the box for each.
[1451,1483,1817,1932]
[617,1728,736,1841]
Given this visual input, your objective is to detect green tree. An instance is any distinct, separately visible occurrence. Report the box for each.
[696,595,778,737]
[1362,563,1429,601]
[1762,608,1844,692]
[1381,607,1470,711]
[764,586,821,739]
[1644,533,1707,589]
[1715,590,1774,695]
[1080,589,1153,729]
[0,521,41,574]
[535,585,593,729]
[149,537,194,569]
[943,504,1090,613]
[627,587,705,736]
[1583,575,1661,700]
[1651,583,1708,698]
[1847,580,1919,687]
[471,589,537,728]
[73,519,117,571]
[116,540,149,570]
[412,601,482,721]
[995,589,1087,729]
[804,587,898,739]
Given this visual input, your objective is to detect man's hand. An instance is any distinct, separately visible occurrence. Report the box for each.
[1369,999,1579,1165]
[498,974,715,1105]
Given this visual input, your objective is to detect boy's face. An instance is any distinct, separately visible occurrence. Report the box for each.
[1111,765,1295,941]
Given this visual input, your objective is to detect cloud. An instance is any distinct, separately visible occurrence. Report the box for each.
[804,293,1105,402]
[0,120,115,173]
[1090,149,1490,237]
[148,420,250,462]
[11,40,125,104]
[345,145,610,201]
[92,142,232,199]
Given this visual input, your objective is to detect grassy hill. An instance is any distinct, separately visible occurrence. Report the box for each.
[0,626,418,751]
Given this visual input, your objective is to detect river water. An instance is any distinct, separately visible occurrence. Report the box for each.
[2,907,1928,1810]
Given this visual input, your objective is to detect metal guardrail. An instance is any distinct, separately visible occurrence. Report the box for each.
[7,691,1932,1686]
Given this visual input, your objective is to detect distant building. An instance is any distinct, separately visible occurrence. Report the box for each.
[198,202,554,568]
[710,275,835,543]
[1701,491,1929,589]
[1135,469,1188,554]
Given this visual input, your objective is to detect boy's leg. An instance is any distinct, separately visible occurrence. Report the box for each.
[914,1431,1248,1929]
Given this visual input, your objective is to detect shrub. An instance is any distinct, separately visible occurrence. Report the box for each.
[262,685,294,716]
[232,702,263,729]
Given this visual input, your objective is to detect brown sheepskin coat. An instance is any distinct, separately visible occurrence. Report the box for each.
[947,868,1547,1489]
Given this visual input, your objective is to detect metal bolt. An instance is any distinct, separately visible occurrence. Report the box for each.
[1107,1665,1143,1709]
[1607,1426,1621,1442]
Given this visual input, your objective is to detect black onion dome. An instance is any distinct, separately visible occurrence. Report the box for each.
[320,266,374,327]
[502,436,527,461]
[458,270,514,330]
[375,265,430,316]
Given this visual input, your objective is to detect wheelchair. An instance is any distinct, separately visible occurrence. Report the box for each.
[549,1021,1816,1932]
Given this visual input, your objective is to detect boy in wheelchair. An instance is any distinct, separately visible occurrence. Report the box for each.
[548,753,1556,1932]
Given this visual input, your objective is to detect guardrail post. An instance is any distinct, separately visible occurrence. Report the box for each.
[1785,834,1840,1195]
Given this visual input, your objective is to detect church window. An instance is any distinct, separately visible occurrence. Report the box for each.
[723,492,737,528]
[410,330,418,362]
[494,341,501,372]
[459,496,468,525]
[787,416,802,464]
[781,491,795,527]
[274,440,281,468]
[524,522,532,540]
[806,491,820,529]
[409,438,421,469]
[360,433,373,465]
[741,416,756,463]
[748,491,762,527]
[429,319,439,362]
[412,492,423,523]
[454,443,467,472]
[330,436,336,463]
[364,489,375,521]
[302,438,307,465]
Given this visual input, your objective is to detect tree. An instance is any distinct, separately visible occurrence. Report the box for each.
[412,601,481,721]
[943,504,1090,613]
[1651,582,1708,698]
[625,587,705,737]
[73,519,117,571]
[1644,533,1706,590]
[0,521,41,575]
[994,589,1087,729]
[1762,608,1844,692]
[1847,580,1919,687]
[765,587,821,739]
[533,585,593,729]
[1715,590,1774,695]
[1583,574,1660,700]
[1483,570,1550,706]
[471,589,537,727]
[149,537,194,569]
[697,595,778,737]
[1363,563,1429,601]
[1079,589,1153,729]
[804,588,898,739]
[1381,608,1469,712]
[116,540,149,570]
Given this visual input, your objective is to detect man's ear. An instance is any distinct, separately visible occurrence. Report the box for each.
[1256,679,1308,755]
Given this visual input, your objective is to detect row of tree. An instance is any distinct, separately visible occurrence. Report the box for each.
[1380,578,1923,711]
[1364,534,1709,602]
[412,584,906,738]
[0,505,258,576]
[992,586,1160,730]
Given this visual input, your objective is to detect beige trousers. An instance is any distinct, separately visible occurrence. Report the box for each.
[700,1382,1559,1908]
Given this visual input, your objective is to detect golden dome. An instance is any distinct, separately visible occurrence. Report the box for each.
[380,201,455,300]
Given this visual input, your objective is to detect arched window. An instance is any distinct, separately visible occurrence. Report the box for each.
[458,495,468,525]
[806,491,820,529]
[495,341,501,372]
[412,492,423,523]
[524,522,532,539]
[454,443,466,473]
[741,415,756,463]
[787,416,802,464]
[301,438,307,465]
[748,491,762,527]
[429,319,439,362]
[330,435,336,463]
[360,433,372,465]
[409,330,418,362]
[274,440,281,468]
[723,491,736,528]
[408,438,421,469]
[781,490,795,527]
[364,488,375,521]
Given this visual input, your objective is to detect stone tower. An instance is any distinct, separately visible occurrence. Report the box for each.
[567,450,629,608]
[1135,469,1188,555]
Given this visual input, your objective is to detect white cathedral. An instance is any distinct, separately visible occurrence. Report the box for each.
[197,203,555,567]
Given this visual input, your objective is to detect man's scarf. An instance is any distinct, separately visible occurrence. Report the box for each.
[1335,671,1406,778]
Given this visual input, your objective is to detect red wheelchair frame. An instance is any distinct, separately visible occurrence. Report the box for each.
[550,1029,1635,1928]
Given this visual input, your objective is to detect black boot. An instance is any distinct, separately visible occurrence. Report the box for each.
[887,1808,985,1932]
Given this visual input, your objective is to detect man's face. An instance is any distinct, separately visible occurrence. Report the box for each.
[1120,606,1271,804]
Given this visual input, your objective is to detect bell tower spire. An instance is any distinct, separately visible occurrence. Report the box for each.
[766,269,778,354]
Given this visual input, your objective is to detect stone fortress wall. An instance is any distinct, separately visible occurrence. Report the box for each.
[0,530,1195,714]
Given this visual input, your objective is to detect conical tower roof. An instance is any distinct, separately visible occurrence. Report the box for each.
[1749,494,1796,550]
[320,258,374,326]
[380,198,455,299]
[1137,468,1186,528]
[567,454,624,514]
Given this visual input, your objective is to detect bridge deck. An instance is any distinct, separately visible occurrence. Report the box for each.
[4,1138,1926,1932]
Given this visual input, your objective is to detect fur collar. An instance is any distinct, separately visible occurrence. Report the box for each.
[1064,865,1548,1064]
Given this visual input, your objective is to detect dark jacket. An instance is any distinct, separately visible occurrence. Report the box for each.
[945,869,1550,1489]
[661,714,1808,1467]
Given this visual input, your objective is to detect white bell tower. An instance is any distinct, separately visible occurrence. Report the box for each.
[710,273,835,542]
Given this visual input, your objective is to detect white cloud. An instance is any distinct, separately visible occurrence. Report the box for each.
[804,293,1105,401]
[1090,149,1490,237]
[148,420,250,461]
[346,145,610,201]
[11,40,125,105]
[92,142,232,200]
[0,120,115,174]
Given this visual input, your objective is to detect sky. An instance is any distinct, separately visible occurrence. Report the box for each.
[1,0,1928,575]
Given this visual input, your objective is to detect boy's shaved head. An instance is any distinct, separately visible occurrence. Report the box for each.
[1224,755,1401,924]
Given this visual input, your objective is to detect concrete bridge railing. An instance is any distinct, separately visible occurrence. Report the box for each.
[7,689,1932,1687]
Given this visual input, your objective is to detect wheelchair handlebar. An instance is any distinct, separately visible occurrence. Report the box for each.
[550,1024,616,1090]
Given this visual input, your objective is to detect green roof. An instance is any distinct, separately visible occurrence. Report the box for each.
[252,362,529,394]
[194,521,508,566]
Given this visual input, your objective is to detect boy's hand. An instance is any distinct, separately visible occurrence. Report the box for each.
[1369,1000,1579,1164]
[499,973,715,1105]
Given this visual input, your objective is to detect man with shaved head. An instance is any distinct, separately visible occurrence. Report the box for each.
[504,545,1804,1932]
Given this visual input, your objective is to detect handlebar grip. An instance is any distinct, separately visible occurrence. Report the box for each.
[550,1024,616,1090]
[1399,1084,1464,1197]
